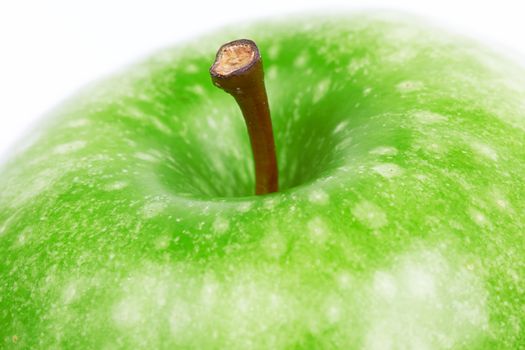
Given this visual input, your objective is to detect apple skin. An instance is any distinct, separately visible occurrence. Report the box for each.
[1,13,524,349]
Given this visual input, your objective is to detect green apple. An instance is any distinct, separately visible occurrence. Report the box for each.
[1,13,524,349]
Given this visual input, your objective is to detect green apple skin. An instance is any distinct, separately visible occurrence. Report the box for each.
[1,13,524,349]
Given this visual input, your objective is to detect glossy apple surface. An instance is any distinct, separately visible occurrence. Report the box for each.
[1,13,524,349]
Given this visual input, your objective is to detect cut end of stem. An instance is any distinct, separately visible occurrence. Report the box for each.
[210,39,259,77]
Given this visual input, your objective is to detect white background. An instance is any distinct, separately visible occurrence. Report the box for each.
[1,0,525,158]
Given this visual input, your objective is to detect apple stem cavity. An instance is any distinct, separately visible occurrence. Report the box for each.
[210,39,278,195]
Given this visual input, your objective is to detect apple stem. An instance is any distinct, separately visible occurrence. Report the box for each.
[210,39,278,195]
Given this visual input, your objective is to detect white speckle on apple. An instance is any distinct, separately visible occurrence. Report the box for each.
[372,271,398,299]
[369,146,398,156]
[112,298,142,327]
[62,280,79,304]
[422,141,445,155]
[333,121,349,134]
[103,181,128,191]
[414,174,429,182]
[313,78,331,103]
[403,266,436,299]
[412,110,448,124]
[154,235,171,250]
[151,117,172,135]
[201,280,218,307]
[206,116,217,129]
[347,57,370,75]
[263,198,277,209]
[236,202,253,213]
[307,217,329,244]
[267,44,280,60]
[169,300,191,335]
[308,189,329,205]
[293,52,309,67]
[134,152,158,162]
[187,84,205,96]
[212,217,230,234]
[53,140,87,155]
[260,230,287,259]
[372,163,404,178]
[386,48,416,63]
[141,201,167,219]
[488,187,512,212]
[292,107,301,122]
[12,227,31,248]
[324,299,342,324]
[396,80,424,93]
[352,200,388,229]
[468,208,489,227]
[267,65,278,80]
[363,330,394,350]
[470,141,498,161]
[184,63,198,73]
[123,105,147,121]
[363,87,373,96]
[337,272,353,290]
[268,292,282,309]
[495,198,508,209]
[11,169,62,208]
[66,119,89,128]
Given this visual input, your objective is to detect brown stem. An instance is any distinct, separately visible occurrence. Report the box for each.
[210,39,278,195]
